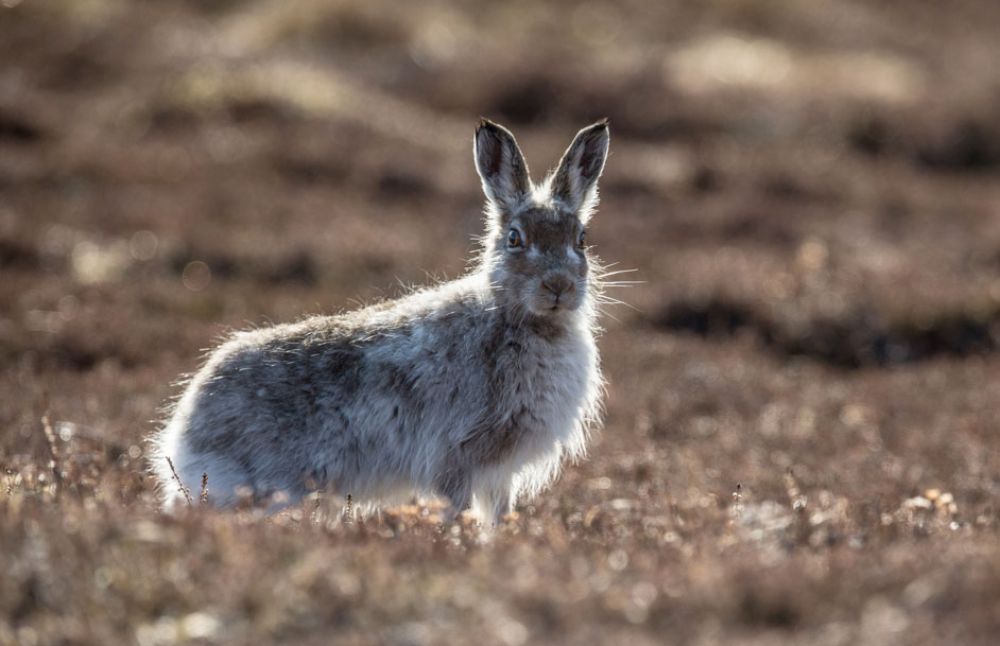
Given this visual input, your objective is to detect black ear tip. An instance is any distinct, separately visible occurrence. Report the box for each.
[477,118,502,134]
[579,119,610,138]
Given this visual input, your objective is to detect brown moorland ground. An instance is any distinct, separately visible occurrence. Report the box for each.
[2,1,1000,644]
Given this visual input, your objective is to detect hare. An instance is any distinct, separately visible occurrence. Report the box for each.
[152,119,611,523]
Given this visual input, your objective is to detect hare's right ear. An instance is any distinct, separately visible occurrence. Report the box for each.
[474,119,531,213]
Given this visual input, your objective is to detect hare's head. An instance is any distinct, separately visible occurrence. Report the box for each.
[474,119,609,317]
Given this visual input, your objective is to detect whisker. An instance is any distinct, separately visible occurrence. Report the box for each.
[596,268,639,279]
[599,285,643,292]
[595,296,642,313]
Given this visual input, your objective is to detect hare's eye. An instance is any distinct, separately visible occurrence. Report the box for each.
[507,228,523,249]
[576,230,587,248]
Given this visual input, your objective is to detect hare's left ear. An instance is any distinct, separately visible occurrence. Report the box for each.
[474,119,531,213]
[550,119,609,218]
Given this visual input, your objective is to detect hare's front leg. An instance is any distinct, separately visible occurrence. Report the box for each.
[474,482,512,526]
[448,423,520,524]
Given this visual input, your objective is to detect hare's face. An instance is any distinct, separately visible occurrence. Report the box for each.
[474,119,609,317]
[496,207,589,315]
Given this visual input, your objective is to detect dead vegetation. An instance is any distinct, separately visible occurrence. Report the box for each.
[2,1,1000,644]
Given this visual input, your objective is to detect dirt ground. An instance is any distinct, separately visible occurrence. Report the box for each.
[2,1,1000,644]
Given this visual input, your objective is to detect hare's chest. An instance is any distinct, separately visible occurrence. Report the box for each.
[508,334,595,441]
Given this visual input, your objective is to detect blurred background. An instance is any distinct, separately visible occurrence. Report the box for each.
[4,0,1000,364]
[2,1,1000,644]
[3,0,1000,372]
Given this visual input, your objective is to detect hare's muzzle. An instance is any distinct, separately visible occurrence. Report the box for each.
[538,273,579,311]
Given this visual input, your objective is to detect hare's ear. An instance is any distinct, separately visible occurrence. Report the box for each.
[550,120,609,217]
[474,119,531,212]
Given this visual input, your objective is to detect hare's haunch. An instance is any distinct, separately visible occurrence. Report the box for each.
[152,120,610,523]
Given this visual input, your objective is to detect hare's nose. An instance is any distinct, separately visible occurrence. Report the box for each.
[542,276,575,298]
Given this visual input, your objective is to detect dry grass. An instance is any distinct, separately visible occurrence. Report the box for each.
[2,1,1000,644]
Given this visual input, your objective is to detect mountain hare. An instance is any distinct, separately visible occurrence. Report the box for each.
[152,119,611,523]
